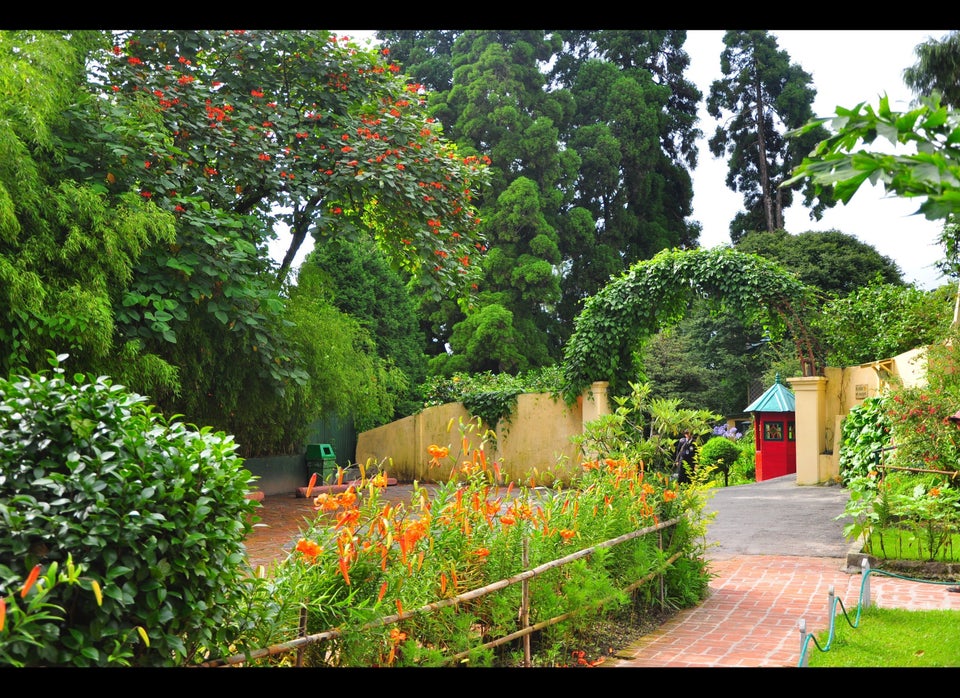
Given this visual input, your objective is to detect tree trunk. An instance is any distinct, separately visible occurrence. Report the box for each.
[751,60,775,233]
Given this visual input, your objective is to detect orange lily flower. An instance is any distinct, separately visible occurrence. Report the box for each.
[314,492,338,511]
[336,488,358,508]
[427,444,449,466]
[335,509,361,530]
[305,472,317,498]
[295,538,322,560]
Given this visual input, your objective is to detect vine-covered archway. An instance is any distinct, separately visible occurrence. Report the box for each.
[560,247,821,401]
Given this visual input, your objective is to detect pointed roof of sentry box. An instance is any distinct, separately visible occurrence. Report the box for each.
[744,373,795,413]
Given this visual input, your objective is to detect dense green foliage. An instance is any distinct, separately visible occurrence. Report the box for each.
[837,395,892,486]
[640,304,769,418]
[813,279,953,366]
[736,229,903,295]
[301,237,428,419]
[0,354,260,666]
[282,264,407,436]
[0,31,177,385]
[561,246,816,402]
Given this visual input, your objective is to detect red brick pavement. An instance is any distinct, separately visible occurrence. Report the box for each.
[600,555,960,668]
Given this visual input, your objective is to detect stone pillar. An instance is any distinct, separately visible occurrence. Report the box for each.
[581,381,610,429]
[786,376,827,485]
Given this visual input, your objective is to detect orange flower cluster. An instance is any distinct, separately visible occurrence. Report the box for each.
[295,538,323,561]
[313,486,358,513]
[398,520,428,565]
[386,626,407,665]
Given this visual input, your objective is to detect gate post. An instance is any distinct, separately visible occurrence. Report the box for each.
[581,381,610,428]
[786,376,827,485]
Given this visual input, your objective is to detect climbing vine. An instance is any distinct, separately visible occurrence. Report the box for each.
[560,247,819,402]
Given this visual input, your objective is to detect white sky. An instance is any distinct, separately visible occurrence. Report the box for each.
[277,29,950,289]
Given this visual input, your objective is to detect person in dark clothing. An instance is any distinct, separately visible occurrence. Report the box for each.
[674,429,697,484]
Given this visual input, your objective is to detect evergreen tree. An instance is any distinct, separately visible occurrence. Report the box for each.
[380,30,704,373]
[707,30,835,242]
[557,30,702,325]
[386,30,577,371]
[904,31,960,108]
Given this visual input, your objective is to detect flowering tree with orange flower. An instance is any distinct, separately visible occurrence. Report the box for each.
[89,30,490,297]
[45,29,492,452]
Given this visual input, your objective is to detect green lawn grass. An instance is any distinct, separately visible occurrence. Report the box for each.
[805,606,960,667]
[867,528,960,563]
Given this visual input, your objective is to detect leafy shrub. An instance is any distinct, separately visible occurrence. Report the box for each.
[0,354,261,666]
[698,436,742,487]
[727,427,756,484]
[838,395,892,485]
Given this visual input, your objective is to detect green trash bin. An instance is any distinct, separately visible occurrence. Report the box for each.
[306,443,337,483]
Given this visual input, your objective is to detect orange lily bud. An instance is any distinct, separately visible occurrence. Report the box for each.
[21,565,40,598]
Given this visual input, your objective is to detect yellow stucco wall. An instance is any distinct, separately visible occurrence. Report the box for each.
[357,345,930,488]
[355,382,609,485]
[788,345,929,484]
